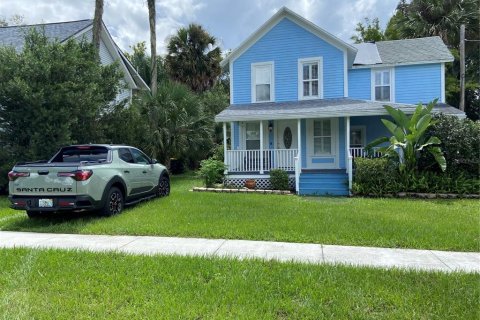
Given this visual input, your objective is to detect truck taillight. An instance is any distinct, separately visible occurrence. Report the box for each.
[8,171,30,181]
[58,170,93,181]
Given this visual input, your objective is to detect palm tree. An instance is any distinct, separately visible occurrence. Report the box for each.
[140,82,214,167]
[165,24,222,93]
[92,0,104,60]
[147,0,157,95]
[394,0,478,47]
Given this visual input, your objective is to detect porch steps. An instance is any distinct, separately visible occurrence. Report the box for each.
[299,172,349,196]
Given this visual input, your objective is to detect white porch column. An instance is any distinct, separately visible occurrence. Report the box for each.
[223,122,228,174]
[346,117,352,194]
[259,120,264,174]
[296,119,301,193]
[297,119,301,164]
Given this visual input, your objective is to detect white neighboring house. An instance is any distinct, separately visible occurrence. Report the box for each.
[0,19,149,104]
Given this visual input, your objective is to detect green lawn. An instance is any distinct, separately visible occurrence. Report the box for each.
[0,173,479,251]
[0,248,478,319]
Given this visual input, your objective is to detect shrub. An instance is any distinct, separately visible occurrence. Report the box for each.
[197,159,226,187]
[270,169,289,190]
[354,157,480,195]
[353,158,403,195]
[421,114,480,178]
[211,144,224,162]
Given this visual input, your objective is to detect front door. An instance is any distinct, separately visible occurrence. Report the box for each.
[276,120,298,150]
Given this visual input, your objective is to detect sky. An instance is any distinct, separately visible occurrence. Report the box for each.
[0,0,399,54]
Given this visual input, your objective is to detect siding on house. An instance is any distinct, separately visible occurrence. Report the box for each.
[395,63,441,104]
[82,30,131,104]
[348,68,371,100]
[81,30,115,65]
[232,17,345,104]
[350,115,391,144]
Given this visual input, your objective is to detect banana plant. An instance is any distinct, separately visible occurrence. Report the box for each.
[367,100,446,174]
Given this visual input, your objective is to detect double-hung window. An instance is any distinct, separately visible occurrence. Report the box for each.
[299,57,323,100]
[313,119,332,155]
[245,122,260,150]
[252,62,274,102]
[373,69,392,101]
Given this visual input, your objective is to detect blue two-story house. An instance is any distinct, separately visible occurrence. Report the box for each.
[215,7,463,195]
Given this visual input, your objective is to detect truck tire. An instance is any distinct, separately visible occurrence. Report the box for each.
[157,174,170,197]
[100,187,124,216]
[26,211,42,219]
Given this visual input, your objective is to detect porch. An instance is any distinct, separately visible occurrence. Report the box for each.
[215,98,462,195]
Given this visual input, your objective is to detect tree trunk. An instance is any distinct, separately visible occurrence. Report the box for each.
[92,0,104,61]
[459,24,465,112]
[147,0,157,96]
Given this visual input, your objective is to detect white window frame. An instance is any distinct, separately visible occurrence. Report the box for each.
[350,125,366,147]
[251,61,274,103]
[312,119,333,155]
[298,57,323,100]
[306,118,339,169]
[371,68,395,102]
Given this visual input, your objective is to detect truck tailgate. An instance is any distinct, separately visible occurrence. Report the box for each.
[10,163,78,196]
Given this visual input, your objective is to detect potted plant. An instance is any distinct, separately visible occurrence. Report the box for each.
[245,179,256,189]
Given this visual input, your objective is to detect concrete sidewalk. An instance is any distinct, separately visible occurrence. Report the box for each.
[0,231,478,273]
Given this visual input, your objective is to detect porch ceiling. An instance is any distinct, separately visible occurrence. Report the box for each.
[214,98,465,122]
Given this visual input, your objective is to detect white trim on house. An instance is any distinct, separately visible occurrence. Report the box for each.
[343,50,348,97]
[441,62,446,103]
[251,61,275,103]
[371,68,395,103]
[229,60,234,104]
[221,6,357,68]
[352,59,453,69]
[298,57,323,100]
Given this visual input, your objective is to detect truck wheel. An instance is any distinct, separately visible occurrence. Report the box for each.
[100,187,124,216]
[26,211,42,219]
[157,174,170,197]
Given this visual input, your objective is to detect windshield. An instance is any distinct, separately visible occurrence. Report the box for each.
[50,146,110,163]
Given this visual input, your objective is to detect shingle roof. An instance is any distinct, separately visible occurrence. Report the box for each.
[0,19,93,51]
[353,36,454,66]
[215,98,465,122]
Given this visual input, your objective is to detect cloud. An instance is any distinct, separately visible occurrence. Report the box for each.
[0,0,398,54]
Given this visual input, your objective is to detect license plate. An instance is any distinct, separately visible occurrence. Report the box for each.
[38,199,53,208]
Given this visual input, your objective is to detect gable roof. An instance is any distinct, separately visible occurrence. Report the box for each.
[353,36,454,68]
[221,6,358,68]
[0,20,149,91]
[0,19,92,51]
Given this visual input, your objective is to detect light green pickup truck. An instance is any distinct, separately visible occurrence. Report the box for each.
[8,145,169,218]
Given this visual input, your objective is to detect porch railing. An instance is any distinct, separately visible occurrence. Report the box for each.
[225,149,297,173]
[349,147,382,158]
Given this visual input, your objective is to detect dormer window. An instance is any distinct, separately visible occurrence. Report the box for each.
[298,57,323,100]
[372,69,394,102]
[251,62,274,103]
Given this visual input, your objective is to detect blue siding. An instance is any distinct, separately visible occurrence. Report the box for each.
[233,18,345,104]
[395,64,441,104]
[350,116,391,145]
[348,68,371,100]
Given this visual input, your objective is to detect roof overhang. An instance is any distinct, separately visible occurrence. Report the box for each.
[221,6,357,69]
[215,99,466,122]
